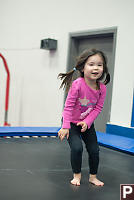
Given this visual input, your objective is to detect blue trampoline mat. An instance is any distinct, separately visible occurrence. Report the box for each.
[97,132,134,155]
[0,127,134,155]
[0,127,60,136]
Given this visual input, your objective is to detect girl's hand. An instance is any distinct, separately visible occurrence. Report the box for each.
[77,121,88,132]
[58,128,69,141]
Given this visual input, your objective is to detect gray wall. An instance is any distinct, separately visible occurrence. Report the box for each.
[0,0,134,128]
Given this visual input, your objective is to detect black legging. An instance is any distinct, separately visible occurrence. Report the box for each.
[67,123,99,174]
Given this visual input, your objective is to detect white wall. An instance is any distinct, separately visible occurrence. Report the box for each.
[0,0,134,127]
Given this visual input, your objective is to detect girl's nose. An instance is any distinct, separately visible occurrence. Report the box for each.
[93,65,98,69]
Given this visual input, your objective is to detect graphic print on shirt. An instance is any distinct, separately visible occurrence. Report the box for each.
[79,96,96,119]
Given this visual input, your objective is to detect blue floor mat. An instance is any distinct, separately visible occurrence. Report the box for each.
[97,132,134,155]
[0,127,60,136]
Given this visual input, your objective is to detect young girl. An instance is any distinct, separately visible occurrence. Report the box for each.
[58,49,110,187]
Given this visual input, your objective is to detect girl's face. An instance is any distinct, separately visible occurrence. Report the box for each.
[83,54,104,82]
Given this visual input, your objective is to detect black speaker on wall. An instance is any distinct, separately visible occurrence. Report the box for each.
[40,38,57,50]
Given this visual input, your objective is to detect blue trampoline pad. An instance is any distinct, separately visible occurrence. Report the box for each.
[0,127,134,155]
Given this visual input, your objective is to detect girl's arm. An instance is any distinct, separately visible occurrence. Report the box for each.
[62,81,79,129]
[83,84,107,129]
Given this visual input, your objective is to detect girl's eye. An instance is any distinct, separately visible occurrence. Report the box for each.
[87,63,103,67]
[88,63,94,66]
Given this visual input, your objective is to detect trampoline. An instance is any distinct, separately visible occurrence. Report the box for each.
[0,132,134,200]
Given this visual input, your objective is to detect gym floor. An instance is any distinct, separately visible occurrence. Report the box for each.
[0,137,133,200]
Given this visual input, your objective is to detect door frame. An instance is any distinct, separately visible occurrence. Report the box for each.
[67,27,117,72]
[66,26,117,129]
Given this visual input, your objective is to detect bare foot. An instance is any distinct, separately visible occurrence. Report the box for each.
[70,173,81,186]
[89,175,104,186]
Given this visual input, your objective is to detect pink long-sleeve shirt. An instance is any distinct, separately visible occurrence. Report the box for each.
[62,77,107,129]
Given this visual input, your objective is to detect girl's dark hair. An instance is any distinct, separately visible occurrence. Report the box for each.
[58,49,110,92]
